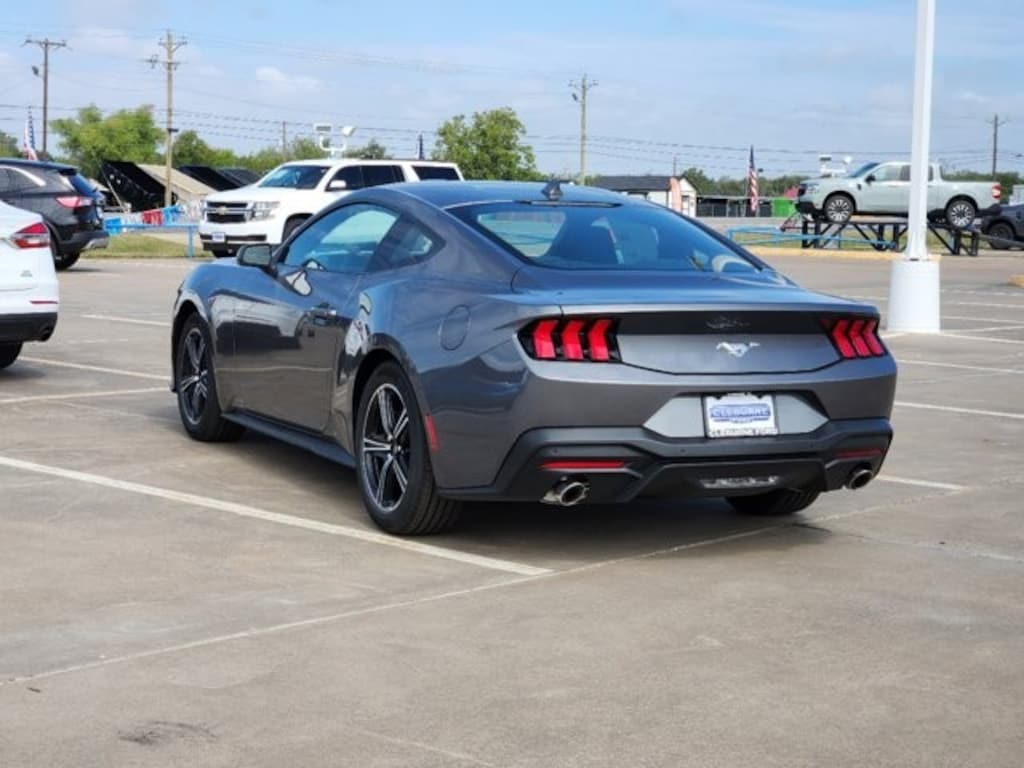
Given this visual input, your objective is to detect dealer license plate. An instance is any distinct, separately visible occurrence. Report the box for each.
[704,393,778,438]
[211,232,226,243]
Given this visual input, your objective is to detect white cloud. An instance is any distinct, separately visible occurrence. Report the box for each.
[255,66,319,91]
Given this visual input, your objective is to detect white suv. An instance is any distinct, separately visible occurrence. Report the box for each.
[198,158,462,256]
[0,201,59,370]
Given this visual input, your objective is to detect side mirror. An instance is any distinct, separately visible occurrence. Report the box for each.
[327,179,348,191]
[865,174,876,183]
[237,244,274,270]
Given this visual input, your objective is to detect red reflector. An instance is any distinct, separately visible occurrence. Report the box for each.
[587,318,612,361]
[532,319,558,359]
[848,318,871,357]
[541,460,626,471]
[29,299,59,305]
[423,414,440,452]
[830,318,856,358]
[836,448,883,459]
[10,221,50,249]
[863,319,885,356]
[993,184,1001,200]
[561,319,585,360]
[55,195,93,208]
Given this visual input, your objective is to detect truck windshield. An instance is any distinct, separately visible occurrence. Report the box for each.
[259,165,330,190]
[849,162,880,178]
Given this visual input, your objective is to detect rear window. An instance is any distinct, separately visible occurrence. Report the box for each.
[451,201,760,272]
[412,165,460,181]
[259,164,330,190]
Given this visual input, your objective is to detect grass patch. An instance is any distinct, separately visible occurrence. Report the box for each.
[91,233,201,259]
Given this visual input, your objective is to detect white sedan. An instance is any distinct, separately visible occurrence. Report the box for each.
[0,201,59,370]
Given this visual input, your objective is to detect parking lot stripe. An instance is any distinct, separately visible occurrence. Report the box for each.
[19,357,168,381]
[81,313,170,327]
[946,301,1024,310]
[931,333,1024,346]
[0,387,166,404]
[897,359,1024,375]
[894,400,1024,420]
[876,475,966,492]
[0,455,551,577]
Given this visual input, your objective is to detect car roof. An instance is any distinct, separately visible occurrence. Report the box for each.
[384,180,630,209]
[279,158,458,168]
[0,157,79,173]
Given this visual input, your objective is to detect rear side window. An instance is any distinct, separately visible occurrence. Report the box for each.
[412,165,460,181]
[331,165,365,190]
[452,201,759,272]
[362,165,403,187]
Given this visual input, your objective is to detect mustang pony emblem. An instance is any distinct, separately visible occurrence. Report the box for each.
[717,341,760,358]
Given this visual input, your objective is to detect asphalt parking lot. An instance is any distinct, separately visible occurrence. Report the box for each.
[2,253,1023,767]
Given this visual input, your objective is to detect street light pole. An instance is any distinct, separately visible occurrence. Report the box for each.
[887,0,940,333]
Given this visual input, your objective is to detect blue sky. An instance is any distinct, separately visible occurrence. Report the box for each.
[0,0,1019,178]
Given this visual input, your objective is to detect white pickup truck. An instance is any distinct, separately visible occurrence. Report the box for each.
[198,158,462,256]
[796,161,1001,229]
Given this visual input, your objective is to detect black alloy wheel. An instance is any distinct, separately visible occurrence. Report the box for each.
[356,362,460,535]
[987,221,1015,250]
[175,314,244,442]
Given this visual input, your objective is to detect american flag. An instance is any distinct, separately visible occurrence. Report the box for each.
[748,145,759,216]
[23,109,38,161]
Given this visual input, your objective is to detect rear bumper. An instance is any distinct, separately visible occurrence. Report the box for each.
[440,418,892,503]
[0,311,58,343]
[61,229,109,254]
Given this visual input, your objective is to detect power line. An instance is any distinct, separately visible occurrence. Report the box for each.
[23,36,67,155]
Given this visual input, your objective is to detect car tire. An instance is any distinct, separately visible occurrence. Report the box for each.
[945,198,977,230]
[727,487,820,516]
[987,221,1015,250]
[174,314,244,442]
[53,251,80,271]
[281,216,307,243]
[211,248,233,259]
[0,342,22,370]
[822,194,854,224]
[356,361,460,535]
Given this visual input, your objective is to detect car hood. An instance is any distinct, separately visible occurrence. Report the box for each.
[205,185,316,203]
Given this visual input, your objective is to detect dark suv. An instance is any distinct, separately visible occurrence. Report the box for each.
[0,158,108,270]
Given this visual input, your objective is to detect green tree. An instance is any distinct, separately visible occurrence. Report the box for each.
[170,130,239,168]
[345,138,389,160]
[681,166,712,194]
[50,105,164,178]
[0,130,20,157]
[433,108,539,180]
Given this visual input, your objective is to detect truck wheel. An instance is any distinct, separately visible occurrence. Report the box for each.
[945,198,977,230]
[281,216,307,243]
[987,221,1015,250]
[822,194,854,224]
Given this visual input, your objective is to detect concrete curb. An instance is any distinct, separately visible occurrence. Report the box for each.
[1009,275,1024,288]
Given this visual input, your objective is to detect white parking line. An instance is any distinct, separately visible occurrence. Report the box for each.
[81,313,170,327]
[946,301,1024,310]
[897,359,1024,375]
[0,455,551,578]
[895,400,1024,420]
[19,357,167,381]
[955,324,1024,333]
[876,475,966,492]
[932,333,1024,346]
[0,387,166,405]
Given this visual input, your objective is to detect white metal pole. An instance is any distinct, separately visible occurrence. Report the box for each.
[887,0,940,332]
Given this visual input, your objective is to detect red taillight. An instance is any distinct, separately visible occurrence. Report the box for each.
[835,448,883,460]
[992,184,1001,200]
[9,221,50,249]
[55,195,93,208]
[825,316,886,359]
[522,317,618,362]
[540,459,626,471]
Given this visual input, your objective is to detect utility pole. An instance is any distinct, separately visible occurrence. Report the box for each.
[23,37,67,157]
[570,74,596,185]
[281,121,288,157]
[989,114,1008,176]
[149,31,186,207]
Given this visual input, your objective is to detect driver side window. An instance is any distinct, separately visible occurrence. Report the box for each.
[872,164,903,182]
[282,204,399,273]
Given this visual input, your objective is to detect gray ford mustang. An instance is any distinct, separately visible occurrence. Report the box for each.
[171,181,896,535]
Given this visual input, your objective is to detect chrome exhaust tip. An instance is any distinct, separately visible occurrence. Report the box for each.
[542,478,590,507]
[846,466,875,490]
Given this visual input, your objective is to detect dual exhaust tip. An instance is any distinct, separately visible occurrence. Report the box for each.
[543,465,874,506]
[542,478,590,507]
